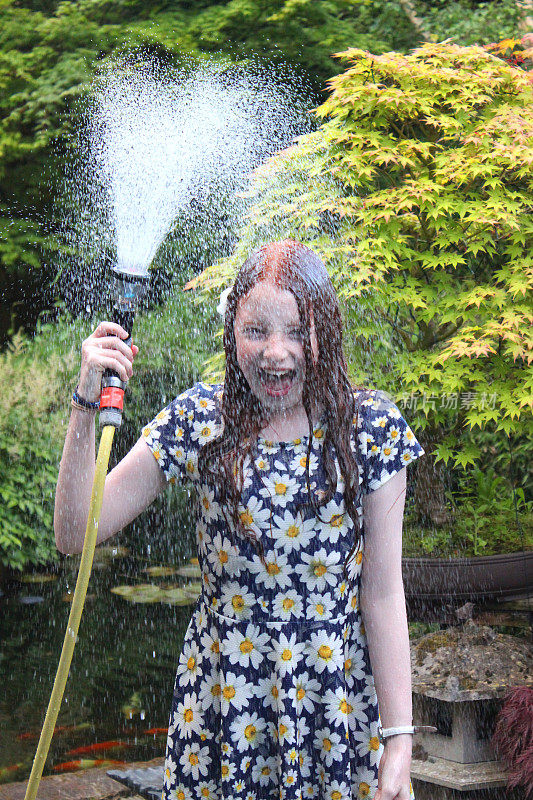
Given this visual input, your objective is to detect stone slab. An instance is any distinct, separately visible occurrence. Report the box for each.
[0,759,164,800]
[106,767,164,800]
[410,780,515,800]
[411,757,507,790]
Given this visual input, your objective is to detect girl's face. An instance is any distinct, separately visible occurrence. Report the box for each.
[234,280,318,417]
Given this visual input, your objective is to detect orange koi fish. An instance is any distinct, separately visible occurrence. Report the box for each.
[16,722,91,741]
[54,723,92,735]
[66,740,131,757]
[144,727,168,735]
[53,759,126,772]
[0,763,24,778]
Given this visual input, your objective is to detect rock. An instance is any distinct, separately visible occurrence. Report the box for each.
[455,602,474,621]
[411,623,533,701]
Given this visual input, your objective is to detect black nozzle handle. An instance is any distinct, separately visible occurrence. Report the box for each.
[114,308,135,346]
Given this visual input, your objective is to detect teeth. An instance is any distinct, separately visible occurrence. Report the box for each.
[261,370,292,378]
[261,368,292,374]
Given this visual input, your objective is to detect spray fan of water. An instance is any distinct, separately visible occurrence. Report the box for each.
[63,56,312,283]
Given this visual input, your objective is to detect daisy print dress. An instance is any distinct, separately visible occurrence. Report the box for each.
[141,383,425,800]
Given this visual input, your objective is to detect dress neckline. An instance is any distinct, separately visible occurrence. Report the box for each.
[257,416,326,447]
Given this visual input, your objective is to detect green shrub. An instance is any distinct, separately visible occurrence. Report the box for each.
[0,330,73,570]
[403,467,533,557]
[0,289,217,572]
[414,0,525,46]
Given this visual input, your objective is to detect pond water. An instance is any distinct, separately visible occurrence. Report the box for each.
[0,549,198,781]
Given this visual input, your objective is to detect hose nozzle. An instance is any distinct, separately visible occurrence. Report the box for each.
[99,269,149,428]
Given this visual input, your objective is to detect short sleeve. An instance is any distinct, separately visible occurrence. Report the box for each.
[355,389,425,494]
[140,382,223,485]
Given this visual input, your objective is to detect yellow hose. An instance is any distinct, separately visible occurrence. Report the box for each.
[24,424,116,800]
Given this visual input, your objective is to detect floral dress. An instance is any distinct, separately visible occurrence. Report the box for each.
[141,382,425,800]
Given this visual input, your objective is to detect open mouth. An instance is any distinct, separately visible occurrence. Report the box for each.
[257,368,297,397]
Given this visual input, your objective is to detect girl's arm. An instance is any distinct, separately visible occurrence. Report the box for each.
[54,427,165,554]
[360,466,413,800]
[54,322,166,554]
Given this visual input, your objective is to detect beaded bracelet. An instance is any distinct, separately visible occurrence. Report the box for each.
[72,388,100,412]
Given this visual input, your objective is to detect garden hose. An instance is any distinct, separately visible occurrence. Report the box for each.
[23,269,148,798]
[23,424,115,800]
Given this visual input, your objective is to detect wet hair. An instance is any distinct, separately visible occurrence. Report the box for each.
[198,239,367,584]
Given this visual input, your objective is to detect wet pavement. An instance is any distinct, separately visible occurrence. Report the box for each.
[0,758,164,800]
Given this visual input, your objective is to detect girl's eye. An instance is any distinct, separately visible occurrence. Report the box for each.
[244,326,265,339]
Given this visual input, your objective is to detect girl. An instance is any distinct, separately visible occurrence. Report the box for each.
[55,240,425,800]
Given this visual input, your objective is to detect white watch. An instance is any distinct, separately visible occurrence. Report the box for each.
[377,724,437,744]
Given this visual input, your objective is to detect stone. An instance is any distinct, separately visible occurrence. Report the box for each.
[0,759,164,800]
[106,768,164,800]
[411,621,533,701]
[411,756,507,790]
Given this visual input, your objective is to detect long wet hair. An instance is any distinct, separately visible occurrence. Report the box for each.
[198,240,367,583]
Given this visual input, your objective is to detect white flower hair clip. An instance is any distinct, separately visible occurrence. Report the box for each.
[217,286,232,318]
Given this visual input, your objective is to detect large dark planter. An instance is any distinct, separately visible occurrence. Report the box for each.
[402,551,533,603]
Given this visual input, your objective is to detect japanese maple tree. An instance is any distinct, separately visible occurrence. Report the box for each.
[194,42,533,527]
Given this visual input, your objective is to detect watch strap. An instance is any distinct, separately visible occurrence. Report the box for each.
[380,725,415,741]
[378,724,437,743]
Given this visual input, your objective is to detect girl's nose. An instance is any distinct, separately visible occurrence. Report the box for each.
[263,334,289,362]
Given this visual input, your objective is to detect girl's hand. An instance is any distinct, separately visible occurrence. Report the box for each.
[78,321,139,402]
[374,735,412,800]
